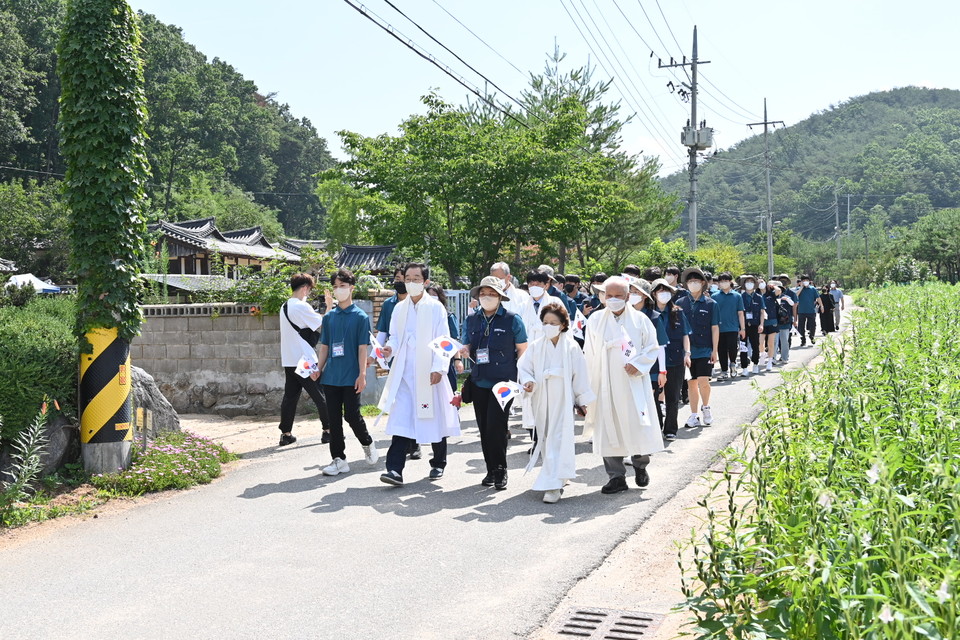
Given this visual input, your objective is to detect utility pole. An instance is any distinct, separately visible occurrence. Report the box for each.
[846,194,852,236]
[660,26,711,251]
[835,192,841,260]
[747,99,783,279]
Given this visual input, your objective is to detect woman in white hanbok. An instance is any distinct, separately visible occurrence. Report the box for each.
[517,302,595,503]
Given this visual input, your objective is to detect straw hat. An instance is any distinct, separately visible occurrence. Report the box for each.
[470,275,511,301]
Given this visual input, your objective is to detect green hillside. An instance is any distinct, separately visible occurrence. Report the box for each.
[659,87,960,243]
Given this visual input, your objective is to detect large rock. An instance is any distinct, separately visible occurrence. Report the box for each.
[0,414,80,481]
[132,365,180,437]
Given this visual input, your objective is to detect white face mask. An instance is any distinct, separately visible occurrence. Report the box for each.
[479,295,500,312]
[605,297,626,312]
[744,282,755,291]
[333,286,352,302]
[542,324,561,339]
[802,280,810,287]
[830,283,836,289]
[687,281,703,293]
[657,291,672,304]
[428,294,440,301]
[405,282,425,297]
[665,274,677,284]
[758,281,766,290]
[629,293,643,306]
[501,278,510,290]
[528,285,545,299]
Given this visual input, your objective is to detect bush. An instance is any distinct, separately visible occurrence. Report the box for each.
[0,296,77,444]
[682,282,960,638]
[90,431,237,495]
[0,282,37,308]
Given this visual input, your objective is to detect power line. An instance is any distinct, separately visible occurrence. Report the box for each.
[655,0,684,54]
[340,0,531,130]
[427,0,527,79]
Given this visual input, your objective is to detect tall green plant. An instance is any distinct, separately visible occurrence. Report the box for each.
[0,407,49,517]
[58,0,150,343]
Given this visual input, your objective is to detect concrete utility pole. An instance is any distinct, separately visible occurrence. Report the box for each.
[660,27,711,251]
[835,192,841,260]
[747,99,784,279]
[846,193,852,236]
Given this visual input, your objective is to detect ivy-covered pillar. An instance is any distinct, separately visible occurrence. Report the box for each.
[58,0,150,473]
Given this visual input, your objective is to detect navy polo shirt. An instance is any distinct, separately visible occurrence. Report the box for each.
[376,294,399,333]
[677,294,720,359]
[320,303,371,387]
[471,306,528,389]
[797,285,819,314]
[713,289,745,332]
[740,291,767,326]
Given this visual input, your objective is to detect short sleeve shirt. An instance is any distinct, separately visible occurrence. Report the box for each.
[797,286,819,314]
[713,290,745,332]
[376,294,399,334]
[280,297,323,367]
[320,304,371,386]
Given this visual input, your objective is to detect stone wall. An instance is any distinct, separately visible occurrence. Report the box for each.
[131,296,393,417]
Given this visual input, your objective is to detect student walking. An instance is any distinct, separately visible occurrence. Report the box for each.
[795,275,820,346]
[315,268,378,476]
[712,272,745,380]
[651,279,691,441]
[277,272,330,447]
[761,280,781,372]
[738,275,766,375]
[676,268,719,428]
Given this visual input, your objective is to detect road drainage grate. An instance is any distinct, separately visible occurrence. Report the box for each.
[551,606,664,639]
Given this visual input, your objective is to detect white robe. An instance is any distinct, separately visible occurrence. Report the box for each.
[518,334,595,491]
[583,306,663,458]
[521,293,565,343]
[500,284,531,319]
[378,295,460,443]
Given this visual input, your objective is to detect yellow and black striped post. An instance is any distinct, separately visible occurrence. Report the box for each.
[80,327,133,473]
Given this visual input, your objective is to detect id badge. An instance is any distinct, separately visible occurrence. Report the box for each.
[745,312,754,320]
[332,342,345,358]
[476,348,490,365]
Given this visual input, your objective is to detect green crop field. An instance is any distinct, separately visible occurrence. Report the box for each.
[682,283,960,639]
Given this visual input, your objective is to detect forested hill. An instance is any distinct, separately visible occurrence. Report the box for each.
[659,87,960,243]
[0,1,333,239]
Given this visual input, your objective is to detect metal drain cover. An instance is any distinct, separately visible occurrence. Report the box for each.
[550,606,664,639]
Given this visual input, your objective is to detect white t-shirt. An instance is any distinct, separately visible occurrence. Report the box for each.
[280,297,323,367]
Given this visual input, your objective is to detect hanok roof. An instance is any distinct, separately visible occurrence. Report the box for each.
[141,274,234,292]
[336,244,398,273]
[281,238,328,255]
[149,218,299,262]
[0,258,16,272]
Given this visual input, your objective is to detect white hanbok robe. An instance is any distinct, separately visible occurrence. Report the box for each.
[500,284,532,319]
[378,295,460,443]
[518,334,595,491]
[583,306,663,458]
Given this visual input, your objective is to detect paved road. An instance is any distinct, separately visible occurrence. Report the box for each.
[0,343,827,640]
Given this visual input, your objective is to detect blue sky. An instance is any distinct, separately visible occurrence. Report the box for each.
[128,0,957,176]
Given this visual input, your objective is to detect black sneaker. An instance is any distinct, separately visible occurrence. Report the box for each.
[635,467,650,488]
[409,444,422,460]
[481,472,495,487]
[810,336,816,344]
[601,476,628,494]
[494,468,508,490]
[800,340,806,347]
[320,430,330,444]
[380,470,404,486]
[428,467,444,480]
[664,432,677,441]
[279,433,297,446]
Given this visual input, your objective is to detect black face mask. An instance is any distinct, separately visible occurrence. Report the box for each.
[394,281,407,295]
[563,283,575,293]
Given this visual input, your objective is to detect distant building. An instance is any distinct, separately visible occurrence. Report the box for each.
[0,258,16,272]
[335,244,399,276]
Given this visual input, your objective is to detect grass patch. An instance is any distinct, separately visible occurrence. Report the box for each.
[360,404,381,417]
[90,431,238,496]
[0,485,103,528]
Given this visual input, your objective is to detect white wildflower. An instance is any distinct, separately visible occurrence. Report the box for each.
[936,580,950,604]
[866,464,881,485]
[878,604,894,624]
[817,491,834,510]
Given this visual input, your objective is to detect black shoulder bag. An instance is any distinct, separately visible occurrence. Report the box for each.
[283,302,321,348]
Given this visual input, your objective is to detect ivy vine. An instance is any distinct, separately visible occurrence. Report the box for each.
[57,0,150,345]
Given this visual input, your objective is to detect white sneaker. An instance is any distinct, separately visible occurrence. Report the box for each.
[753,364,760,374]
[718,371,729,381]
[363,442,379,464]
[766,360,773,372]
[701,406,713,426]
[543,489,562,504]
[685,414,701,428]
[322,458,350,476]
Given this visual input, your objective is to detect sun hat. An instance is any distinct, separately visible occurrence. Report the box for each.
[470,275,511,301]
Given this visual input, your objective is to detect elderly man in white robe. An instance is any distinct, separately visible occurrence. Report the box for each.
[518,301,595,503]
[583,276,663,494]
[378,262,460,486]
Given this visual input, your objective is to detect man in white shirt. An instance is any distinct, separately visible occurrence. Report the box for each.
[523,270,565,343]
[277,272,330,446]
[490,261,531,319]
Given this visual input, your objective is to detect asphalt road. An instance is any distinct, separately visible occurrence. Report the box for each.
[0,340,828,640]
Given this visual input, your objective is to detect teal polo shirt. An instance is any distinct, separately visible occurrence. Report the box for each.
[797,285,819,314]
[376,294,399,333]
[713,289,745,332]
[320,303,371,387]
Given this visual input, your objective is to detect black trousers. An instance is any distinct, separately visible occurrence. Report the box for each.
[663,364,684,436]
[473,386,511,472]
[278,367,329,433]
[322,384,373,461]
[386,436,447,475]
[740,324,761,368]
[798,313,816,341]
[718,331,740,372]
[651,375,664,430]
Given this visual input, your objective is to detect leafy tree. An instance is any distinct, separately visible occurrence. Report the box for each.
[909,209,960,282]
[0,11,40,155]
[694,242,744,275]
[163,173,284,241]
[0,180,70,280]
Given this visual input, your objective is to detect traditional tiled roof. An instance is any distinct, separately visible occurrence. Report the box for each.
[141,274,234,292]
[281,238,328,255]
[149,218,299,262]
[0,258,17,272]
[336,244,398,273]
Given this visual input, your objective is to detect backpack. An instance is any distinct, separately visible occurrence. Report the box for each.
[775,297,792,325]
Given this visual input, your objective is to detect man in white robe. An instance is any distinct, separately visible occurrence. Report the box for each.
[518,305,595,503]
[583,276,663,494]
[490,261,531,320]
[378,263,460,486]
